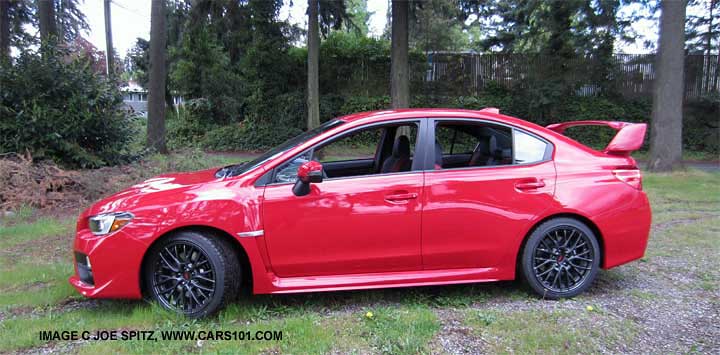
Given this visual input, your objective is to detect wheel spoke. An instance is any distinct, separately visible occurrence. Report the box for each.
[534,259,554,269]
[159,252,179,272]
[569,261,592,270]
[164,247,182,266]
[158,280,179,294]
[194,275,215,283]
[186,285,202,306]
[573,249,591,257]
[537,267,554,278]
[192,282,214,292]
[551,268,561,288]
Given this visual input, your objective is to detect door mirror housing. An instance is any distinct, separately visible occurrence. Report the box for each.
[293,160,323,196]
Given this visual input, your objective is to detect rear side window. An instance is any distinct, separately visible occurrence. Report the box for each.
[513,130,548,164]
[434,122,513,169]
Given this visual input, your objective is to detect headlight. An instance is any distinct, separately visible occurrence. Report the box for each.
[88,212,134,235]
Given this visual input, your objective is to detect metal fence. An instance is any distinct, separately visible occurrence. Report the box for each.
[421,53,720,99]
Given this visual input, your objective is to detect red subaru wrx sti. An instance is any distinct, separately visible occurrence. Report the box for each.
[70,108,651,317]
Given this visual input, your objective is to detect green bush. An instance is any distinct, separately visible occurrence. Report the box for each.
[684,94,719,154]
[0,48,134,168]
[166,99,215,150]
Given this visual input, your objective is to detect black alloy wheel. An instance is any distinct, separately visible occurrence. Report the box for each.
[521,218,600,299]
[145,231,240,318]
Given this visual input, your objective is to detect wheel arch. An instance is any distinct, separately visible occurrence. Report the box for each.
[139,225,253,297]
[515,213,606,273]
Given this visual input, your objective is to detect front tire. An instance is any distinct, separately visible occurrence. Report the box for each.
[144,231,240,318]
[520,218,600,299]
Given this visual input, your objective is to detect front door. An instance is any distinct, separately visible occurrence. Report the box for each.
[261,121,424,277]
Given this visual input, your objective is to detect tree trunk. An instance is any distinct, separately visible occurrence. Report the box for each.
[714,51,720,93]
[104,0,114,78]
[37,0,57,42]
[648,0,686,172]
[147,0,167,153]
[704,0,716,93]
[0,0,9,62]
[307,0,320,129]
[390,0,409,109]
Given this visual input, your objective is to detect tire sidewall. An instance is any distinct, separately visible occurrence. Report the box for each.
[521,218,601,299]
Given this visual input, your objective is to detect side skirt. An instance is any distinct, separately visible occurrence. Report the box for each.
[262,267,512,294]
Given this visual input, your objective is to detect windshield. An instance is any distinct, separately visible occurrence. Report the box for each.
[217,119,345,178]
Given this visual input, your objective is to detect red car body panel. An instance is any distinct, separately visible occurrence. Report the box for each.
[69,109,651,299]
[421,160,557,274]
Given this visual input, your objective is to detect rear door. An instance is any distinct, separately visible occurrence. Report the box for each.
[421,119,557,271]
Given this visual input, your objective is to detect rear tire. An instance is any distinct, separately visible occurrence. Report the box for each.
[144,231,240,318]
[520,218,600,299]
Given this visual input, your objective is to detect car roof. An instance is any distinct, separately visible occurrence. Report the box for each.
[337,108,547,133]
[335,108,593,155]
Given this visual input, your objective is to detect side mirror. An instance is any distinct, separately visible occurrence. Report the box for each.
[293,160,323,196]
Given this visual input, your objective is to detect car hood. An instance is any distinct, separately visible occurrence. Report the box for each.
[88,168,221,215]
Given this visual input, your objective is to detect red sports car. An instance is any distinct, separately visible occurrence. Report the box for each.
[70,108,651,317]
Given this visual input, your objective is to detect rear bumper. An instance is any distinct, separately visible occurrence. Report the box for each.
[599,191,652,269]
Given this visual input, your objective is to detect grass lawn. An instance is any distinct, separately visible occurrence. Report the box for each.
[0,155,718,354]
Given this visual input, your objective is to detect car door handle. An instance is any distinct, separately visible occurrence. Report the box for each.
[515,179,546,190]
[385,193,418,201]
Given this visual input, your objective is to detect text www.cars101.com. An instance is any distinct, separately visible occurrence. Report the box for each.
[39,330,283,342]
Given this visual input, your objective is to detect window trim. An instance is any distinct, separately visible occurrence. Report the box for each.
[424,118,554,172]
[260,119,426,186]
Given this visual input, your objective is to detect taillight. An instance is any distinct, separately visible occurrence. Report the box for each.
[613,169,642,190]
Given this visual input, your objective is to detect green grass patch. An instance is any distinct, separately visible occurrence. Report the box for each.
[0,263,78,311]
[362,304,440,355]
[648,216,720,256]
[0,205,34,225]
[0,217,73,249]
[464,309,636,354]
[0,302,163,351]
[643,170,720,206]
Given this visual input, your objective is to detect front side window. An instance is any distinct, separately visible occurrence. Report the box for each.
[221,119,344,178]
[272,122,419,184]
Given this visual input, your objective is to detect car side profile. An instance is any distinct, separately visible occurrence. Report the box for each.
[69,108,651,318]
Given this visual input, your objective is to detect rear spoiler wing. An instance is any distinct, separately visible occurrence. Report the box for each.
[546,120,647,156]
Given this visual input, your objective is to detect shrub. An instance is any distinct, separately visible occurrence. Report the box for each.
[175,89,717,155]
[684,94,719,154]
[0,48,134,168]
[166,99,216,150]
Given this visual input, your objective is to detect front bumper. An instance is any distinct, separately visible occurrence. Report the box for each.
[69,226,151,299]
